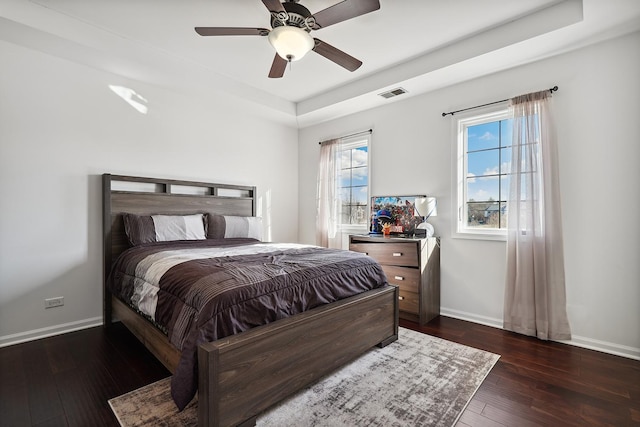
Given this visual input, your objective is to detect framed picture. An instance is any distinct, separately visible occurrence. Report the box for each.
[370,195,426,235]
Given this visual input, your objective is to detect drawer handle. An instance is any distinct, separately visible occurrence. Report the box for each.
[392,252,403,257]
[394,276,404,281]
[398,296,405,301]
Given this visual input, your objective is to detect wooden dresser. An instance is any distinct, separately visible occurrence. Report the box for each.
[349,234,440,325]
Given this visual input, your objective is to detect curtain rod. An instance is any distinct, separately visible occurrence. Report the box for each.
[318,128,372,145]
[441,86,558,117]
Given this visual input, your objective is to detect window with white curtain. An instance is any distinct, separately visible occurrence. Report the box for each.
[454,108,512,240]
[316,133,370,249]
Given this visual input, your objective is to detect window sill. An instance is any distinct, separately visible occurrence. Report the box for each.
[452,229,507,242]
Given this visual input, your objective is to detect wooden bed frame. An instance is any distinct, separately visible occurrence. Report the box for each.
[102,174,399,427]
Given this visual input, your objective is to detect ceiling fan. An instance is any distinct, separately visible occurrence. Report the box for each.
[195,0,381,78]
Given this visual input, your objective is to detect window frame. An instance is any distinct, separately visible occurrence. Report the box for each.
[337,133,371,233]
[453,107,511,241]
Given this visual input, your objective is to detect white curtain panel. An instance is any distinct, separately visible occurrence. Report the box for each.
[316,138,342,248]
[503,90,571,340]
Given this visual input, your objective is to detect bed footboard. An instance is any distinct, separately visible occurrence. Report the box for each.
[197,285,399,427]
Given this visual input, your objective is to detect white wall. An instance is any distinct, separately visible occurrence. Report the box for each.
[0,40,299,345]
[298,32,640,359]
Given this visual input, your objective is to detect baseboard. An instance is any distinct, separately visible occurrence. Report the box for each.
[563,335,640,361]
[440,307,640,361]
[440,307,503,329]
[0,316,103,348]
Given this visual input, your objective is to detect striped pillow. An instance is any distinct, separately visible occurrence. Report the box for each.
[207,215,263,241]
[123,213,206,246]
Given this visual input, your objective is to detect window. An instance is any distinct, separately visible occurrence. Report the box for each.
[338,135,370,228]
[455,108,512,239]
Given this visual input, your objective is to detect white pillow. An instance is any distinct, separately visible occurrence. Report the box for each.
[223,216,263,241]
[152,214,206,242]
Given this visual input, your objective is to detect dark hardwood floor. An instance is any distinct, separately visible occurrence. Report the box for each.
[1,317,638,426]
[401,317,640,427]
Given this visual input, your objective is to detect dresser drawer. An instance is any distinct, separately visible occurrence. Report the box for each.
[398,289,419,314]
[381,265,419,293]
[350,242,419,267]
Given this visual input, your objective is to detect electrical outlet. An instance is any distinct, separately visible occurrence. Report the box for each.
[45,297,64,309]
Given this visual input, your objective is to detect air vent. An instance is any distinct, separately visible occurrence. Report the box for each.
[378,87,407,99]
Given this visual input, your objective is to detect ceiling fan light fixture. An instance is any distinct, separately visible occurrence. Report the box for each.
[268,25,314,62]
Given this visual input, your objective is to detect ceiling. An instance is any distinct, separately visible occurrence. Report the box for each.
[1,0,640,127]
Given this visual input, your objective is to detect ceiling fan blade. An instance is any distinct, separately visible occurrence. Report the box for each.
[312,39,362,72]
[195,27,269,36]
[312,0,380,29]
[262,0,286,13]
[268,54,287,78]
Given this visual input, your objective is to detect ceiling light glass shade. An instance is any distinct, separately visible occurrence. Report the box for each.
[268,26,314,61]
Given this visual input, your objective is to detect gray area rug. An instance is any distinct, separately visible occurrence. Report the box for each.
[109,327,499,426]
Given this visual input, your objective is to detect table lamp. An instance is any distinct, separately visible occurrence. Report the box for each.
[414,197,437,237]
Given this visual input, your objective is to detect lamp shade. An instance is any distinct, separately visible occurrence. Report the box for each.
[414,197,437,219]
[268,26,314,62]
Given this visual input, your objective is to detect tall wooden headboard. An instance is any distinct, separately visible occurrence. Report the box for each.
[102,173,257,324]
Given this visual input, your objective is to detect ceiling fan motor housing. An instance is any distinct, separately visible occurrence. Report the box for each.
[271,2,315,31]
